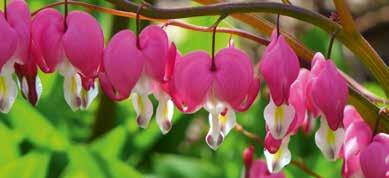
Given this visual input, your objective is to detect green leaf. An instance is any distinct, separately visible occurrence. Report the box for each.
[0,123,22,166]
[152,154,222,178]
[89,126,128,159]
[7,99,69,151]
[0,151,50,178]
[60,146,106,178]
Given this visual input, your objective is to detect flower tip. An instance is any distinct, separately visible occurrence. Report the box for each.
[206,133,224,150]
[136,116,150,129]
[160,120,172,135]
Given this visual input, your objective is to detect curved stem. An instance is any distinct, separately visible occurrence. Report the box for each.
[164,20,270,45]
[326,29,339,59]
[32,1,270,46]
[64,0,68,29]
[276,14,280,37]
[4,0,7,19]
[210,15,227,71]
[136,3,143,49]
[108,0,389,96]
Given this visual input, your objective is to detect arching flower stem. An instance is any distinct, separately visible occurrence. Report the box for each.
[326,29,340,59]
[3,0,6,19]
[210,14,228,71]
[64,0,68,29]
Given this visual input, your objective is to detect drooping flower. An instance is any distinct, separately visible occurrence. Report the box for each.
[308,52,348,161]
[359,133,389,178]
[260,29,300,140]
[32,9,104,111]
[99,25,177,134]
[242,146,285,178]
[170,43,259,150]
[264,137,291,173]
[342,105,372,178]
[249,160,286,178]
[0,0,37,112]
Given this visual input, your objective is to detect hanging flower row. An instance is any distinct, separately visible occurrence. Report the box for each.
[0,1,387,177]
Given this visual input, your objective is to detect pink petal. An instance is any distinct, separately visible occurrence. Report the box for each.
[259,30,300,106]
[214,47,254,108]
[163,42,177,82]
[6,0,31,64]
[31,8,65,73]
[306,53,326,116]
[0,12,17,70]
[140,25,169,82]
[342,153,363,178]
[171,51,213,113]
[344,120,372,158]
[287,69,311,134]
[63,11,104,88]
[249,160,286,178]
[101,30,144,101]
[264,132,282,154]
[311,60,348,130]
[360,141,388,178]
[232,76,260,112]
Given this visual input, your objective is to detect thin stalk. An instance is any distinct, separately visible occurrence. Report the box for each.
[210,14,227,71]
[136,4,143,49]
[64,0,68,29]
[326,29,339,59]
[4,0,7,19]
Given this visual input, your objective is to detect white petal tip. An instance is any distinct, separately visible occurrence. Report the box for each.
[160,120,172,135]
[136,116,150,129]
[206,133,224,150]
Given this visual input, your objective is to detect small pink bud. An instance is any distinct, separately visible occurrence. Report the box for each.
[243,145,255,170]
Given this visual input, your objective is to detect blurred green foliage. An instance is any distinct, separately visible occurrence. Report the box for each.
[2,1,382,178]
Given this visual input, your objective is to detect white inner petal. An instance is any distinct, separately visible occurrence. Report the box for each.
[156,96,174,135]
[133,75,153,95]
[79,82,98,110]
[219,109,236,137]
[0,72,18,113]
[35,75,43,104]
[264,99,295,139]
[315,117,345,161]
[264,137,291,173]
[63,73,82,111]
[206,112,224,150]
[131,92,153,129]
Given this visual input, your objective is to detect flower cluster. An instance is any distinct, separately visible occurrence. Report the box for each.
[1,1,387,177]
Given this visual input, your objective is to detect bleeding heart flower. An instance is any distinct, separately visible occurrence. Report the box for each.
[0,0,35,112]
[309,52,348,130]
[99,25,177,134]
[341,105,373,178]
[32,9,103,111]
[287,69,311,135]
[359,133,389,178]
[249,160,286,178]
[170,44,259,150]
[260,29,300,140]
[264,137,291,173]
[308,52,348,161]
